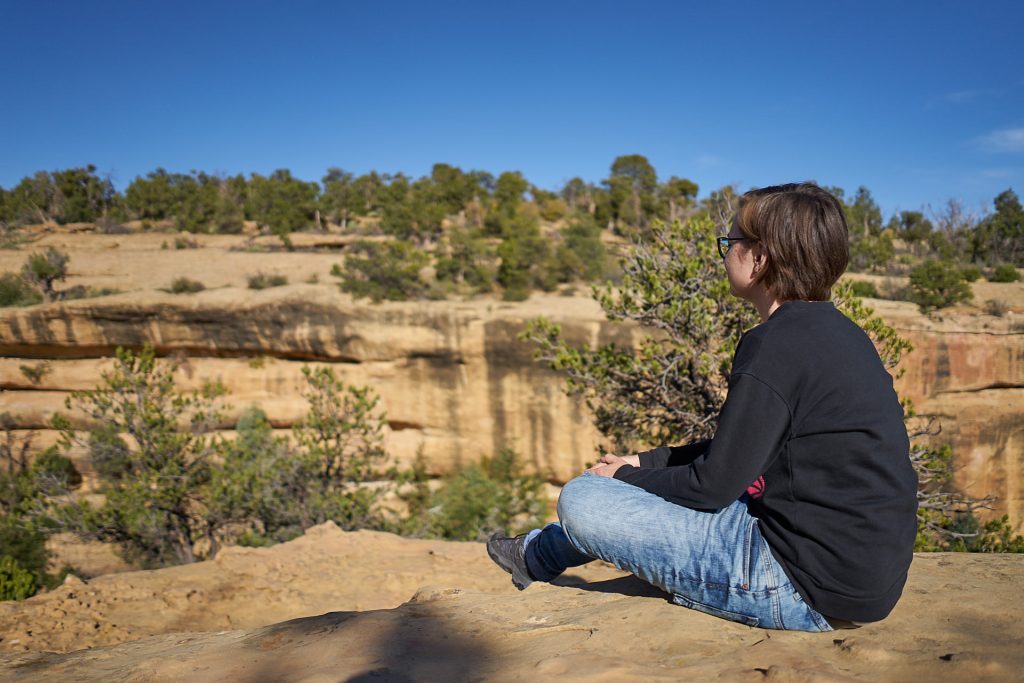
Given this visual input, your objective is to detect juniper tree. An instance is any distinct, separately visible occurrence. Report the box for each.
[50,345,229,566]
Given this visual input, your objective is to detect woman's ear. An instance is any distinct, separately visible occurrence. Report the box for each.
[751,243,768,273]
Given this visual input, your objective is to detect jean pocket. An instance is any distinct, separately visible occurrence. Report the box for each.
[673,594,760,627]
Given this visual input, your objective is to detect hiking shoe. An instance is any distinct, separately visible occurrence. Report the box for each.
[486,532,534,590]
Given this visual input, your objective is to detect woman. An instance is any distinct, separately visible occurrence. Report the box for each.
[487,182,918,631]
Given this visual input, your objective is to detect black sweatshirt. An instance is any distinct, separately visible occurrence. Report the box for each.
[613,300,918,622]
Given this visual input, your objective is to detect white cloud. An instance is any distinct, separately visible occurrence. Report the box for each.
[978,168,1015,179]
[695,154,726,168]
[943,89,980,104]
[977,127,1024,153]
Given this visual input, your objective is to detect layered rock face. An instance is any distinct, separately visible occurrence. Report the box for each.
[0,288,629,485]
[1,287,1022,529]
[876,300,1024,531]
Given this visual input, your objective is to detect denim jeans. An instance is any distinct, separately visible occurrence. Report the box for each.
[524,472,833,632]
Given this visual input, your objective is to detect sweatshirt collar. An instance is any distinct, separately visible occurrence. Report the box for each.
[767,299,835,320]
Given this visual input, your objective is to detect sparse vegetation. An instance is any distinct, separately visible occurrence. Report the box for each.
[396,448,546,541]
[22,247,70,302]
[169,277,205,294]
[247,272,288,290]
[38,348,395,565]
[19,362,51,385]
[0,272,43,307]
[15,345,545,573]
[985,299,1009,316]
[0,160,1018,306]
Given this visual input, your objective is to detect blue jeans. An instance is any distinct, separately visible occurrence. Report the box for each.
[524,473,833,632]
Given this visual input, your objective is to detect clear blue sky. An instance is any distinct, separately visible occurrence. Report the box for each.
[2,0,1022,218]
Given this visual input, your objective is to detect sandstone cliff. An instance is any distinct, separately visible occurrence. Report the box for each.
[0,286,629,485]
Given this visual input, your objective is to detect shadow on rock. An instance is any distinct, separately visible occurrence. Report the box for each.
[235,588,496,683]
[553,572,674,601]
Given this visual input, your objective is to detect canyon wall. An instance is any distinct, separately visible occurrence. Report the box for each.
[1,288,1021,530]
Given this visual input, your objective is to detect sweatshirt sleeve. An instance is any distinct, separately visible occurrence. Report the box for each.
[636,440,712,468]
[613,373,791,510]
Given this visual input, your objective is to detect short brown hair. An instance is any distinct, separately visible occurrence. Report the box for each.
[736,182,849,301]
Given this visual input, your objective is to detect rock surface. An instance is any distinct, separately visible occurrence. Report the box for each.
[0,523,1021,682]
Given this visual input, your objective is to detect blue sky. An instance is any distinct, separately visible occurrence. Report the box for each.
[1,0,1022,218]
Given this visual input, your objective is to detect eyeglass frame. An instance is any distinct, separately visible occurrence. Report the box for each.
[716,235,755,258]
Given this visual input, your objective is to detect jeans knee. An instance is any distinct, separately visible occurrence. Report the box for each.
[556,474,602,534]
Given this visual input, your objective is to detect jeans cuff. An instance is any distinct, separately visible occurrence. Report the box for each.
[524,527,562,582]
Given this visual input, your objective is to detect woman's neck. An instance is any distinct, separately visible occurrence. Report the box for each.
[749,288,782,323]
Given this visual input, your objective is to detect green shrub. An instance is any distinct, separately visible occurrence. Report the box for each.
[502,285,530,302]
[0,422,79,597]
[215,371,394,545]
[21,247,69,302]
[960,264,982,282]
[19,362,51,385]
[398,448,546,541]
[169,277,205,294]
[496,213,555,296]
[547,216,608,284]
[51,344,229,567]
[0,518,48,593]
[334,240,429,302]
[247,272,288,290]
[848,280,880,299]
[46,346,396,566]
[849,232,894,272]
[908,259,973,312]
[917,513,1024,552]
[985,299,1008,316]
[990,263,1020,283]
[0,555,37,601]
[62,285,121,301]
[539,197,568,222]
[209,406,304,546]
[522,216,758,450]
[0,272,43,307]
[434,228,495,294]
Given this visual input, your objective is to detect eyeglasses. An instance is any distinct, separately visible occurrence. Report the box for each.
[716,236,753,258]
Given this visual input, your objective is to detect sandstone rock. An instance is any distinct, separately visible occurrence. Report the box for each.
[0,522,625,654]
[0,288,627,486]
[0,523,1020,682]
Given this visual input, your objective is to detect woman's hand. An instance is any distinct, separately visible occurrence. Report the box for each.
[585,453,635,478]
